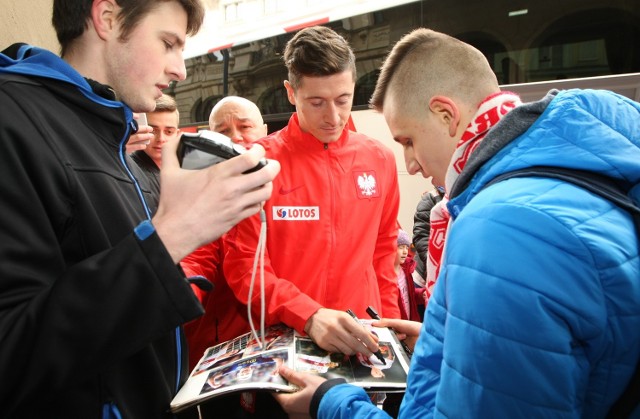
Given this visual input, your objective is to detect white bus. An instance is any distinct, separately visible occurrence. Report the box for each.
[174,0,640,230]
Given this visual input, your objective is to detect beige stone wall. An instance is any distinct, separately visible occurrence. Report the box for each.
[0,1,58,53]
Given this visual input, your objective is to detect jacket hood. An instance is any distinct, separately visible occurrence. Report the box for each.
[0,43,132,121]
[449,89,640,213]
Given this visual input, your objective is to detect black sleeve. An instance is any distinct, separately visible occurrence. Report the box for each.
[413,192,444,278]
[310,378,348,419]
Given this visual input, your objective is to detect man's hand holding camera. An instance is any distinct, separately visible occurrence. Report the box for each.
[153,136,280,263]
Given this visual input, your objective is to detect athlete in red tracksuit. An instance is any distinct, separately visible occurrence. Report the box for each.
[219,26,401,418]
[224,112,401,333]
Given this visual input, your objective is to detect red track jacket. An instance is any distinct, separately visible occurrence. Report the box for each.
[180,238,251,370]
[224,114,401,333]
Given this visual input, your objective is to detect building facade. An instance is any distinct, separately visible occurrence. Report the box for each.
[171,0,640,131]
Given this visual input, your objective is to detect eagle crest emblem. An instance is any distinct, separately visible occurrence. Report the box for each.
[353,171,380,198]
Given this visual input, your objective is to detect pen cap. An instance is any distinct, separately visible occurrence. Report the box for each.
[366,306,381,320]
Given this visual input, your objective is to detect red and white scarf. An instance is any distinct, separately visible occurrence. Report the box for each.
[424,92,522,301]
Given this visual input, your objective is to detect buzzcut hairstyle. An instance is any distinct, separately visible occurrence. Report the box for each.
[53,0,205,56]
[283,25,356,90]
[370,28,499,113]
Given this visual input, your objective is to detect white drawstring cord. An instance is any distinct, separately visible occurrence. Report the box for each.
[247,207,267,349]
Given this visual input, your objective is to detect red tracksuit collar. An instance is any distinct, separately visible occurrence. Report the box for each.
[285,113,350,151]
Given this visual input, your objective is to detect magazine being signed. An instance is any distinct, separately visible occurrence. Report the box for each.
[170,321,411,412]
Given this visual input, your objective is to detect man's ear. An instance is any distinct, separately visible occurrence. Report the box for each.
[91,0,118,41]
[429,96,460,138]
[284,80,295,106]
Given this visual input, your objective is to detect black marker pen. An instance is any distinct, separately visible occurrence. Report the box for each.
[346,309,387,365]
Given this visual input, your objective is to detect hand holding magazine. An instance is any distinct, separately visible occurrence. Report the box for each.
[170,320,411,412]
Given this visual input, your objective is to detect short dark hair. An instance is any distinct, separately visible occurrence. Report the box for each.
[283,26,356,90]
[52,0,205,56]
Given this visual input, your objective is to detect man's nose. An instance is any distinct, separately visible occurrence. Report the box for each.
[168,51,187,82]
[229,128,245,145]
[324,102,340,125]
[405,155,421,176]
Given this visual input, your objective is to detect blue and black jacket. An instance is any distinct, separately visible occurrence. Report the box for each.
[0,44,203,418]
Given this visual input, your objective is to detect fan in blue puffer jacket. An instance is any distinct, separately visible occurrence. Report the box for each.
[273,28,640,419]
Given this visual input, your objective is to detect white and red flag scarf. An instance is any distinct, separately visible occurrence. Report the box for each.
[424,92,522,302]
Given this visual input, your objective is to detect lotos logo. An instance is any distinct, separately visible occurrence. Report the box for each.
[273,206,319,221]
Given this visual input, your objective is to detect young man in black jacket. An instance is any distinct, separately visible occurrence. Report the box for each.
[0,0,280,417]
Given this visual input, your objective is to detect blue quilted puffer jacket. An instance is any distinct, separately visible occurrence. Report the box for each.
[316,89,640,419]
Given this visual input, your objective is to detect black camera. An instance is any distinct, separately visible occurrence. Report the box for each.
[177,130,267,173]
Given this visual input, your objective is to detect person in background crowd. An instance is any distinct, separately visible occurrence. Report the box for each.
[209,95,268,146]
[126,113,155,153]
[130,93,181,205]
[222,25,401,417]
[412,188,444,285]
[274,27,640,418]
[411,186,444,317]
[181,96,268,373]
[0,0,280,417]
[395,229,420,322]
[382,227,420,418]
[180,96,272,418]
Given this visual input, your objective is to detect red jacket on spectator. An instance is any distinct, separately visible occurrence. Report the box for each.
[181,238,251,370]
